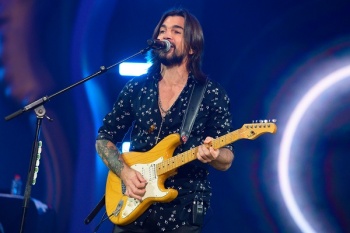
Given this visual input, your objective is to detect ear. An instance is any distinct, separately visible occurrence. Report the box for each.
[189,48,194,55]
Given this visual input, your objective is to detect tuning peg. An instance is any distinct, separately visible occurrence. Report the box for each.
[251,119,277,123]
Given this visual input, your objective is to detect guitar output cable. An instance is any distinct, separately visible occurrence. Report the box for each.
[92,200,123,233]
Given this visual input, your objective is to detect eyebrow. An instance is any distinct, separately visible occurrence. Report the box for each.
[160,24,184,31]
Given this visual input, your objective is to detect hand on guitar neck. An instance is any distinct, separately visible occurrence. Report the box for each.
[197,136,234,171]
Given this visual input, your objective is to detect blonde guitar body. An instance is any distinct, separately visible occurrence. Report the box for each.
[105,122,277,226]
[106,134,181,226]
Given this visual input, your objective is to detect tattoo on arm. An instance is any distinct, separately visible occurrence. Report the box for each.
[96,139,124,176]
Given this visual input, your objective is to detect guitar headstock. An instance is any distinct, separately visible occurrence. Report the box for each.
[240,119,277,140]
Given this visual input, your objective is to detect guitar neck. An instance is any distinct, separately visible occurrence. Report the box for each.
[156,128,243,175]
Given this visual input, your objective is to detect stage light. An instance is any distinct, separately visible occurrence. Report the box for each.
[119,62,151,76]
[279,64,350,233]
[122,142,130,152]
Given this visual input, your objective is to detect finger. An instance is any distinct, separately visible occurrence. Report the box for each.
[125,189,142,200]
[197,147,210,163]
[209,147,219,160]
[134,182,147,190]
[199,156,209,163]
[127,185,145,200]
[128,178,145,192]
[200,145,218,163]
[197,146,206,162]
[199,144,210,155]
[128,191,143,201]
[131,187,146,197]
[135,171,147,184]
[203,136,213,144]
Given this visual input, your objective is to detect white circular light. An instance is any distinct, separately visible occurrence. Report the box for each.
[278,65,350,233]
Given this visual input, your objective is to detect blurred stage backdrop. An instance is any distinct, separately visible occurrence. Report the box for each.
[1,0,350,232]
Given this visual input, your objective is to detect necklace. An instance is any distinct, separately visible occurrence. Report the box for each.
[158,98,171,117]
[155,117,164,145]
[156,95,172,144]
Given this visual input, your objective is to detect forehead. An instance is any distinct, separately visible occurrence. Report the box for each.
[160,15,185,29]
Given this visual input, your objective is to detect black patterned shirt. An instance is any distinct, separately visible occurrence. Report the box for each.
[97,73,233,231]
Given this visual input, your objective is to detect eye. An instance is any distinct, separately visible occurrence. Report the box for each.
[159,30,165,34]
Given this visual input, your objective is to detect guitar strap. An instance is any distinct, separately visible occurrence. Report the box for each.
[180,78,208,143]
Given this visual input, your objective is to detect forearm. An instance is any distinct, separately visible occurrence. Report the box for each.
[95,139,124,176]
[209,148,234,171]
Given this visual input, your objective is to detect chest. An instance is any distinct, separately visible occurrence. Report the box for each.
[158,84,184,111]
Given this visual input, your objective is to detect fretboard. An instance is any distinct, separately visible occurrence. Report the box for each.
[156,127,246,175]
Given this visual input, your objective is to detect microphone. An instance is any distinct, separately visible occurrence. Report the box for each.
[147,39,171,52]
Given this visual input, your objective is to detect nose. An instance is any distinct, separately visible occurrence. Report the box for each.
[160,30,171,40]
[163,34,171,40]
[160,35,172,46]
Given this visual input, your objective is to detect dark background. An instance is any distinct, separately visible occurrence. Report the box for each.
[1,0,350,232]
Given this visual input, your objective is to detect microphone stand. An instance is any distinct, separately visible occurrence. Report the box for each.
[4,44,153,233]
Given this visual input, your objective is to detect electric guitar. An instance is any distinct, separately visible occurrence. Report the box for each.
[105,121,277,225]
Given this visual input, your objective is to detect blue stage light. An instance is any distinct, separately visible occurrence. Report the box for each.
[119,62,152,76]
[122,142,130,152]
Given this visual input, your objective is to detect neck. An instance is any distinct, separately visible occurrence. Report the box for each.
[160,64,189,86]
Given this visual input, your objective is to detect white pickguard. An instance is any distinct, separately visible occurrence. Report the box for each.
[121,157,168,218]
